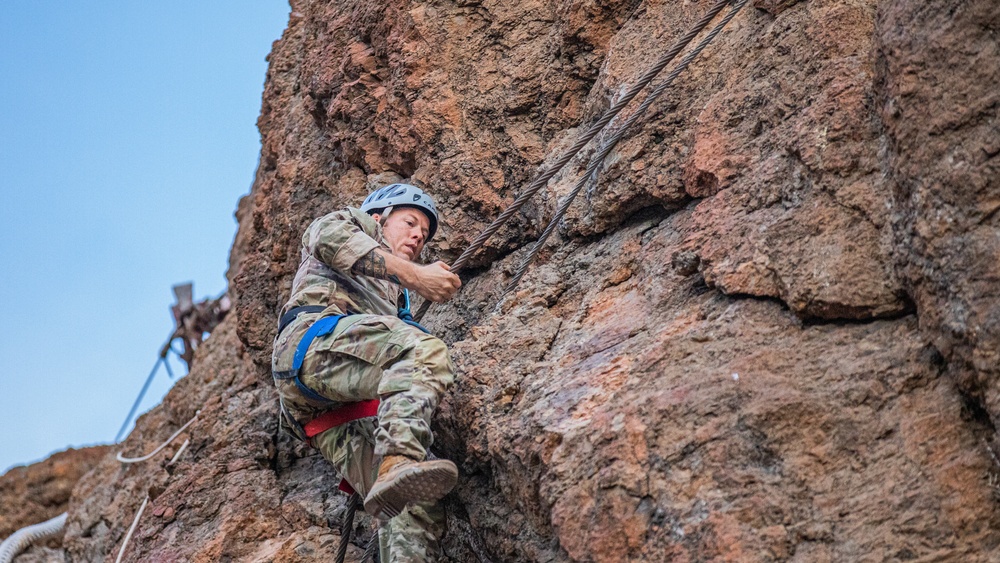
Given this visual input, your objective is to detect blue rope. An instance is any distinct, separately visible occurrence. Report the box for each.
[115,357,164,443]
[162,356,176,380]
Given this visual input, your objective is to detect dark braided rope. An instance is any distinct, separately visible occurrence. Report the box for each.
[498,0,749,301]
[363,528,380,562]
[335,493,362,563]
[412,0,732,322]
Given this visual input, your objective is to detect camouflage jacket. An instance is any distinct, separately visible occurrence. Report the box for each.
[272,207,403,376]
[284,207,401,316]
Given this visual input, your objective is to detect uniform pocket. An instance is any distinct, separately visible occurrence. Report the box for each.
[311,315,407,368]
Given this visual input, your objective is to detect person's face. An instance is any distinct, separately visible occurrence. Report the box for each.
[373,207,430,261]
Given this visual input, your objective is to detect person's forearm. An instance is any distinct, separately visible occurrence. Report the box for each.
[351,248,417,288]
[353,248,460,303]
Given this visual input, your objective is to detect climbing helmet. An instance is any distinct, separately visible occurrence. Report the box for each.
[361,183,439,240]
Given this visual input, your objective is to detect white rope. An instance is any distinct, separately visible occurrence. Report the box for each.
[1,396,196,562]
[116,411,199,464]
[114,495,149,563]
[0,512,68,563]
[169,438,190,465]
[109,418,192,562]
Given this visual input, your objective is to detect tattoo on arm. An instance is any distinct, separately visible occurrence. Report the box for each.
[353,250,401,284]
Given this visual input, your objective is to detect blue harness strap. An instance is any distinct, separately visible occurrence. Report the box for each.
[273,295,431,404]
[273,314,346,405]
[291,314,347,373]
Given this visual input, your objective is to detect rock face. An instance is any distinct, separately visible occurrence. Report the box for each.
[879,0,1000,430]
[11,0,999,561]
[0,446,109,539]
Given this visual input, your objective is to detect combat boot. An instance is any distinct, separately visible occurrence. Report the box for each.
[363,455,458,519]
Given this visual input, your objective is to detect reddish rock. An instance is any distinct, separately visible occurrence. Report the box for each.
[11,0,999,561]
[878,0,1000,427]
[753,0,806,17]
[0,446,110,539]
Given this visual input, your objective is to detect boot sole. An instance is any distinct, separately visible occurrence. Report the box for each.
[363,460,458,519]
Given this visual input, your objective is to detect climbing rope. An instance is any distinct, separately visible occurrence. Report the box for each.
[114,495,149,563]
[162,355,176,379]
[335,492,361,563]
[0,512,68,563]
[169,439,191,464]
[116,411,199,464]
[111,414,194,562]
[115,333,187,443]
[334,495,380,563]
[499,0,749,301]
[115,356,168,443]
[412,0,735,322]
[363,530,380,562]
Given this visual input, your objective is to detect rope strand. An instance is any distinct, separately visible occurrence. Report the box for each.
[364,530,380,562]
[335,493,362,563]
[499,0,748,300]
[114,495,149,563]
[116,411,200,464]
[412,0,734,322]
[115,357,165,443]
[0,513,68,563]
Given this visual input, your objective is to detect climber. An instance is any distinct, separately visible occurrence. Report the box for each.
[271,182,462,561]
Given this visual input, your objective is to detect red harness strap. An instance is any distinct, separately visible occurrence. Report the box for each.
[304,399,381,438]
[303,399,381,495]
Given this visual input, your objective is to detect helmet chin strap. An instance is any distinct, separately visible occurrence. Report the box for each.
[378,206,394,227]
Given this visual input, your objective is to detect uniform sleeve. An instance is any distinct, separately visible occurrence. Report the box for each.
[302,209,381,272]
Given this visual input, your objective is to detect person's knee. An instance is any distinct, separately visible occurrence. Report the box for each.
[411,334,455,386]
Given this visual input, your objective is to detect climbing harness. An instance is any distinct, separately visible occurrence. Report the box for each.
[277,304,327,334]
[303,400,381,450]
[275,292,429,459]
[275,293,431,563]
[273,314,349,404]
[274,291,429,412]
[412,0,746,322]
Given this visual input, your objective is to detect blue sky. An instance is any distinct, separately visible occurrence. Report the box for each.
[0,3,290,472]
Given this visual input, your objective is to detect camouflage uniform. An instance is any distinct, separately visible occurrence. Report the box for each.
[272,208,454,562]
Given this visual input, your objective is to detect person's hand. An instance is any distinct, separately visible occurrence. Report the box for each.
[413,261,461,302]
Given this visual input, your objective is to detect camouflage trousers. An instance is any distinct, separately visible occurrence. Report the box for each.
[314,418,446,562]
[286,314,456,562]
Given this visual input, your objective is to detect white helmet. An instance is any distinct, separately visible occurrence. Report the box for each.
[361,183,439,240]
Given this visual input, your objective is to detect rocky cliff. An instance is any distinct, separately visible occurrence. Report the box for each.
[0,447,109,541]
[6,0,999,560]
